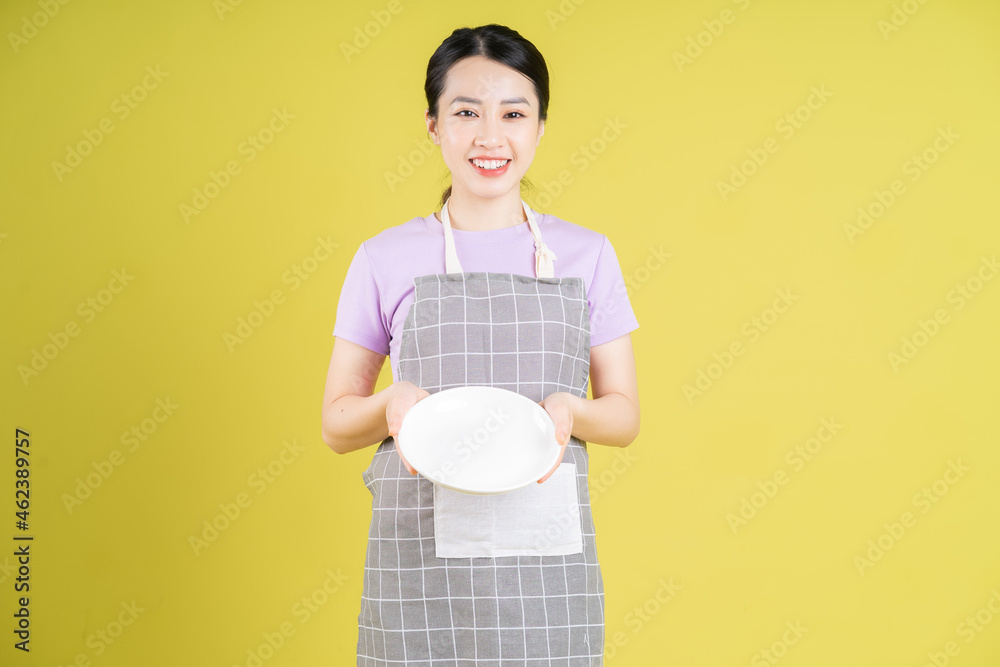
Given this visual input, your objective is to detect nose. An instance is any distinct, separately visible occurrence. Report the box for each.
[476,114,503,148]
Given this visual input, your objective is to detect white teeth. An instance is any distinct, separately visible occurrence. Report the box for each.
[472,159,509,170]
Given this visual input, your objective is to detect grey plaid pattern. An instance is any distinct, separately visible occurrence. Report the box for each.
[357,271,603,665]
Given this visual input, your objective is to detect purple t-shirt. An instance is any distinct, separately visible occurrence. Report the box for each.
[332,210,639,383]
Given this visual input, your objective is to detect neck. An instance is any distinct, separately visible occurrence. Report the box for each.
[437,190,526,231]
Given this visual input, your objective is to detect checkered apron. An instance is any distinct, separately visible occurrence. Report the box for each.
[356,198,604,665]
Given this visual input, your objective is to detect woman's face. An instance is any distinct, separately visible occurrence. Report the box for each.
[426,55,544,203]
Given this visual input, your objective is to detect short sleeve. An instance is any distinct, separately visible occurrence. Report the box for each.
[588,235,640,347]
[332,243,390,355]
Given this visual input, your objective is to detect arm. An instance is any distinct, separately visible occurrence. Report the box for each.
[320,337,394,454]
[320,337,426,474]
[576,332,640,447]
[537,332,640,481]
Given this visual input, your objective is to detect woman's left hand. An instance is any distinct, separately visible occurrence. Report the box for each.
[537,392,575,483]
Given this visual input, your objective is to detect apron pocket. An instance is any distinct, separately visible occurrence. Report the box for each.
[433,462,583,558]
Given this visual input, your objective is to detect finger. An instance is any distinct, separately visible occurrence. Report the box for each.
[395,438,417,475]
[555,419,571,446]
[538,441,566,484]
[538,455,561,483]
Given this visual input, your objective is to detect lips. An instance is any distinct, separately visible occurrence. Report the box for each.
[469,158,511,176]
[471,158,509,166]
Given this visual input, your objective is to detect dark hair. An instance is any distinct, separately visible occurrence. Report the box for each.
[425,24,549,208]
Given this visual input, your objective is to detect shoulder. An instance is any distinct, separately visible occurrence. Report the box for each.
[362,214,434,251]
[537,211,609,258]
[354,214,437,268]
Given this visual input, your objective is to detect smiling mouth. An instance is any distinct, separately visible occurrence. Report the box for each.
[470,158,510,170]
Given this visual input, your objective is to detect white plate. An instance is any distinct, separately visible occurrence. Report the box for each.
[396,386,561,494]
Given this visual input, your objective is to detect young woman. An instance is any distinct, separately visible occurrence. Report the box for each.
[322,23,640,665]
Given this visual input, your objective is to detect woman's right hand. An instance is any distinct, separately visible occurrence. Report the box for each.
[386,381,430,475]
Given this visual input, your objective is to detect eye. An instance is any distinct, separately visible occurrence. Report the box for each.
[454,110,526,119]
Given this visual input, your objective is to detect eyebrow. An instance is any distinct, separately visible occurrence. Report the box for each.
[449,96,531,106]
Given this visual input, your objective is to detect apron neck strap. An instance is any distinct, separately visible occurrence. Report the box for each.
[441,197,557,278]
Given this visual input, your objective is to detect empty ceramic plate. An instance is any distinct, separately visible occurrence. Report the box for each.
[396,386,561,494]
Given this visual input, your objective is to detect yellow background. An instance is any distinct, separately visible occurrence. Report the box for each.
[2,0,999,665]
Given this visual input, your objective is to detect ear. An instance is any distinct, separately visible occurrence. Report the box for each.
[425,109,439,145]
[536,119,545,145]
